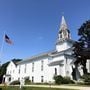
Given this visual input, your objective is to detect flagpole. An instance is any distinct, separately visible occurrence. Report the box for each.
[0,31,5,61]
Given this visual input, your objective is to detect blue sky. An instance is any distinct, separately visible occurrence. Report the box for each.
[0,0,90,63]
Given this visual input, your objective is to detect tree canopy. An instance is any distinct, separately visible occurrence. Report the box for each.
[78,20,90,53]
[73,20,90,75]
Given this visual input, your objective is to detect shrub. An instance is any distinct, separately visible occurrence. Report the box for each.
[63,77,74,84]
[25,77,31,84]
[53,75,63,84]
[81,73,90,85]
[53,75,74,84]
[10,80,20,85]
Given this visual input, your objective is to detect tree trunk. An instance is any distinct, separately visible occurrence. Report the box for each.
[81,59,87,74]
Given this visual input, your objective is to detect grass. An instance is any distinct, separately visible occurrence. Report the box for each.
[0,86,78,90]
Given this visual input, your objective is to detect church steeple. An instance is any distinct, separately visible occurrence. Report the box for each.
[58,16,71,41]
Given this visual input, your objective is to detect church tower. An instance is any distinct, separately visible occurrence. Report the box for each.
[56,16,73,52]
[58,16,71,41]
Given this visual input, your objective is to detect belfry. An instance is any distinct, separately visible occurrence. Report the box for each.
[58,16,71,41]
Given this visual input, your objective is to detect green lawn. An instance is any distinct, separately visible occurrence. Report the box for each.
[0,86,77,90]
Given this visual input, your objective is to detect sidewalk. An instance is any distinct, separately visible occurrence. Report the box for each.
[24,84,90,90]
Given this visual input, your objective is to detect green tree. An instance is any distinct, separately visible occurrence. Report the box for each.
[73,20,90,76]
[0,61,9,83]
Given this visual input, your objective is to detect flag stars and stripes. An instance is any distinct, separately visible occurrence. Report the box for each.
[4,34,13,45]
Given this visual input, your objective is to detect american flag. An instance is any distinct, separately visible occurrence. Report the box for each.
[4,34,13,44]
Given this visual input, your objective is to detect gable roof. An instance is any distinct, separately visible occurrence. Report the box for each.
[17,50,56,64]
[17,47,74,64]
[11,59,22,65]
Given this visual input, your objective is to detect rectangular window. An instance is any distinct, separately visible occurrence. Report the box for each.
[32,76,34,83]
[55,68,57,75]
[18,78,20,81]
[41,76,44,83]
[10,71,11,74]
[41,60,44,71]
[19,66,20,74]
[9,77,11,81]
[24,64,27,73]
[13,70,14,73]
[32,62,34,72]
[66,57,68,64]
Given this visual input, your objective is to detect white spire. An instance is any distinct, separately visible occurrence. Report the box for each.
[59,16,68,31]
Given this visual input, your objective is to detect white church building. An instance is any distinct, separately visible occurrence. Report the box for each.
[4,16,90,84]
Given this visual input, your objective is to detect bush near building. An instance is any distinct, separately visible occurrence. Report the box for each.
[10,80,20,85]
[25,77,31,85]
[53,75,74,84]
[81,73,90,85]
